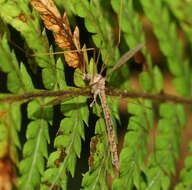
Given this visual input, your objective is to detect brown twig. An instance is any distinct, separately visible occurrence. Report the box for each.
[0,87,192,105]
[106,87,192,104]
[0,88,91,103]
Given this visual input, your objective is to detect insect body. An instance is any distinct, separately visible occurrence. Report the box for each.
[90,74,120,173]
[87,42,145,174]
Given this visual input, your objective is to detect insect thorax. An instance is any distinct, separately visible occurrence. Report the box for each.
[90,74,105,94]
[89,74,106,107]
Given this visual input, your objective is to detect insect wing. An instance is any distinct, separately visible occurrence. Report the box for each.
[107,43,145,76]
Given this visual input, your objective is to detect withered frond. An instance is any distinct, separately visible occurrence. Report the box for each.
[31,0,82,68]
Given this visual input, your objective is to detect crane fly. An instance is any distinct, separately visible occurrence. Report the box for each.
[86,43,145,174]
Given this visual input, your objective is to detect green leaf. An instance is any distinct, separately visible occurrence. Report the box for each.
[41,168,61,183]
[67,152,76,177]
[107,96,120,123]
[159,103,176,118]
[153,66,164,93]
[95,117,106,135]
[173,76,189,96]
[20,63,34,90]
[10,103,21,131]
[74,68,86,87]
[26,122,40,139]
[59,117,73,134]
[19,120,49,190]
[54,135,70,148]
[0,35,12,72]
[42,68,57,90]
[23,139,36,156]
[184,156,192,169]
[128,99,153,127]
[139,71,153,92]
[73,134,81,158]
[88,58,97,77]
[7,72,21,93]
[61,96,88,125]
[27,100,53,120]
[82,135,109,189]
[73,0,89,17]
[0,123,8,158]
[176,104,187,126]
[56,58,67,89]
[47,151,60,167]
[84,18,96,33]
[161,176,170,190]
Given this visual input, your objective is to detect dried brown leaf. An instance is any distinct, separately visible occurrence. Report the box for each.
[41,15,61,32]
[31,0,82,68]
[31,0,61,18]
[64,51,80,68]
[31,0,62,33]
[73,26,81,50]
[55,33,71,49]
[62,12,72,36]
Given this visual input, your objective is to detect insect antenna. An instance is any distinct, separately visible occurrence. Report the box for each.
[95,49,101,71]
[99,56,108,77]
[116,0,123,47]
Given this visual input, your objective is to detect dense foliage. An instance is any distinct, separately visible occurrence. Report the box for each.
[0,0,192,189]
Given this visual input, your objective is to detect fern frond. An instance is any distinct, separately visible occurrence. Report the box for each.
[82,139,109,190]
[0,34,32,152]
[0,36,34,93]
[19,119,49,190]
[82,115,112,190]
[113,99,153,190]
[111,0,145,48]
[145,103,187,190]
[0,0,51,68]
[19,59,68,190]
[111,0,165,94]
[175,141,192,190]
[40,96,88,189]
[162,0,192,45]
[0,32,54,190]
[19,94,53,190]
[140,0,191,96]
[0,35,35,189]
